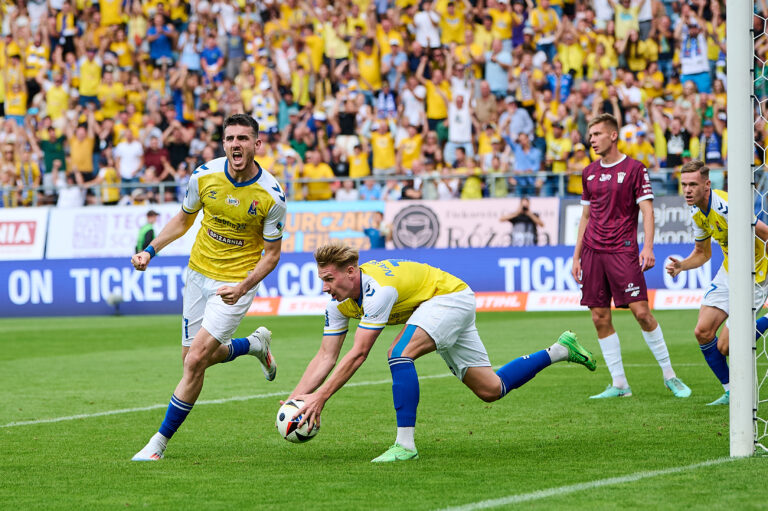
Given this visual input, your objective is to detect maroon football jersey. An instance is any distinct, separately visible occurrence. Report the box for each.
[580,155,654,252]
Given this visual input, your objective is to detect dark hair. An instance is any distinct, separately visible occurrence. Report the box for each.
[223,114,259,138]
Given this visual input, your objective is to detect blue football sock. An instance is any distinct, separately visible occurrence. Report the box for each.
[158,394,194,439]
[389,357,419,427]
[757,317,768,339]
[223,337,250,362]
[496,350,552,398]
[700,337,729,385]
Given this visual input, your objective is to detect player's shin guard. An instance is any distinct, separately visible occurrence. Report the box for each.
[222,337,249,362]
[158,394,194,439]
[496,350,551,398]
[389,357,419,427]
[700,337,729,387]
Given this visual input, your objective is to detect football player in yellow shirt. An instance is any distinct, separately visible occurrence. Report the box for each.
[287,243,596,462]
[666,160,768,406]
[130,114,287,462]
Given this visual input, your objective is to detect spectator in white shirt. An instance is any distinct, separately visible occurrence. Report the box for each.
[113,130,145,188]
[335,179,361,201]
[412,0,441,49]
[443,94,474,166]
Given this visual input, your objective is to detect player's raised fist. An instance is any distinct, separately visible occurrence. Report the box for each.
[131,252,151,271]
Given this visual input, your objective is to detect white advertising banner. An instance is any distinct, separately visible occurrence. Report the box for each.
[384,198,560,249]
[45,204,203,259]
[0,207,50,260]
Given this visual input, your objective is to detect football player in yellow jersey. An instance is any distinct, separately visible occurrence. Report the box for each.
[130,115,287,461]
[288,243,596,462]
[667,161,768,406]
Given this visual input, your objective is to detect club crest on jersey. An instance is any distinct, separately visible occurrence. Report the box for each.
[617,172,626,183]
[599,174,612,182]
[226,194,240,206]
[248,200,259,215]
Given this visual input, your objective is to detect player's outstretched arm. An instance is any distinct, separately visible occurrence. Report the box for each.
[289,333,346,398]
[294,328,381,428]
[666,240,711,277]
[131,209,199,271]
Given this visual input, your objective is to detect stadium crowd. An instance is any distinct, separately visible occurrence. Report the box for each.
[0,0,743,207]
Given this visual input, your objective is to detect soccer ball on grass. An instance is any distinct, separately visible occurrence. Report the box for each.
[276,399,319,443]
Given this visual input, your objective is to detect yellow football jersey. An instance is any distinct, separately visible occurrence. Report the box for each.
[182,157,287,282]
[691,189,767,282]
[324,259,468,334]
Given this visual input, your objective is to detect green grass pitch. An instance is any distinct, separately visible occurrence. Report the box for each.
[1,310,767,510]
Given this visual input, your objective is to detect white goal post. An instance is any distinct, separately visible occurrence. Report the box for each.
[728,1,757,457]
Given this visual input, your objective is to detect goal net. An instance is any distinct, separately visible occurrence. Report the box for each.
[755,5,768,453]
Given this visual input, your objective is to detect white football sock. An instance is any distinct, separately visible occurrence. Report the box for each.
[641,325,676,380]
[547,343,569,363]
[396,427,415,451]
[598,333,629,389]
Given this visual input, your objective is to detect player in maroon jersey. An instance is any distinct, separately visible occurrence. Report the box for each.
[571,113,691,399]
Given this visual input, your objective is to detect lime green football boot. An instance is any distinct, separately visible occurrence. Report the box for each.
[371,443,419,463]
[556,331,597,371]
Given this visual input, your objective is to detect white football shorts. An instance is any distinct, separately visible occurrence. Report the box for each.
[407,287,491,380]
[181,267,259,346]
[703,265,768,321]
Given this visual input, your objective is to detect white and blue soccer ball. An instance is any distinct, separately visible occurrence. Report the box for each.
[276,399,319,443]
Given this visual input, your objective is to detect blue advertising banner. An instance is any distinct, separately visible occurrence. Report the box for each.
[0,244,723,317]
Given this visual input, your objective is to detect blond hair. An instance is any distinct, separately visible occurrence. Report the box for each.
[314,242,359,270]
[680,159,710,178]
[587,113,619,133]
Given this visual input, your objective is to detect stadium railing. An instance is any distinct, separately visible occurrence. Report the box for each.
[13,167,719,207]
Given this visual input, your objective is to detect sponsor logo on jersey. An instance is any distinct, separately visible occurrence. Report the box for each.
[226,195,240,206]
[212,216,247,231]
[248,200,259,215]
[391,205,440,249]
[617,172,626,183]
[207,228,244,246]
[587,174,596,181]
[207,190,217,199]
[599,174,612,182]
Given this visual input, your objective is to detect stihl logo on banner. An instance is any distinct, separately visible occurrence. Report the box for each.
[247,298,281,315]
[475,292,526,311]
[0,221,36,246]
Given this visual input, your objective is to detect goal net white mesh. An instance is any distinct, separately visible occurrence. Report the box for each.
[754,6,768,453]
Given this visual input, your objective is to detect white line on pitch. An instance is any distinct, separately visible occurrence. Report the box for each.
[0,362,705,429]
[436,457,736,511]
[0,373,452,428]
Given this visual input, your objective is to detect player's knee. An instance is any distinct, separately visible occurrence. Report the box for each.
[634,310,654,329]
[472,380,501,402]
[694,324,715,344]
[183,350,208,375]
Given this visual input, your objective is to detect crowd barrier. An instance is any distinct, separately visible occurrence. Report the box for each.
[0,245,722,318]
